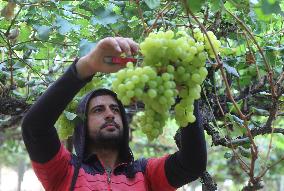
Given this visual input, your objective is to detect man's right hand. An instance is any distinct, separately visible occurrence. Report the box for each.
[76,37,139,79]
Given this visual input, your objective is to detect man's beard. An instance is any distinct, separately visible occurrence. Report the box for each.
[86,121,123,151]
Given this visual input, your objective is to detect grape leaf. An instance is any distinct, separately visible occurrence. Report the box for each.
[261,0,283,15]
[55,16,80,35]
[34,25,53,41]
[78,39,97,57]
[144,0,161,9]
[186,0,206,13]
[223,63,240,77]
[92,4,121,26]
[209,0,224,12]
[64,111,77,121]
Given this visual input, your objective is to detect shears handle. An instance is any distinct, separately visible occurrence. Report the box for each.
[104,56,137,65]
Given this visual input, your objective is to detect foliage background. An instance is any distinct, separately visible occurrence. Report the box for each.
[0,0,283,190]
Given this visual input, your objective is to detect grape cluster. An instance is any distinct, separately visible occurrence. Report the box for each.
[112,29,220,140]
[112,62,176,140]
[193,28,221,58]
[56,114,75,139]
[56,99,79,139]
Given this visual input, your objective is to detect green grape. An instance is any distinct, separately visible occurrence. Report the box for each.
[191,73,202,84]
[167,65,175,73]
[162,73,171,81]
[186,112,196,123]
[148,89,157,98]
[126,62,134,68]
[164,89,174,98]
[199,67,208,78]
[177,66,185,74]
[148,81,157,88]
[126,90,134,98]
[134,88,143,97]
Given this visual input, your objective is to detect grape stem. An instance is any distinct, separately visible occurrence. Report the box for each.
[145,2,172,34]
[225,9,277,98]
[134,0,148,35]
[243,32,261,82]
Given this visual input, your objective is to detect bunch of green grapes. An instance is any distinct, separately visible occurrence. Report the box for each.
[112,62,176,140]
[113,29,220,140]
[193,28,221,58]
[56,113,75,140]
[56,99,79,139]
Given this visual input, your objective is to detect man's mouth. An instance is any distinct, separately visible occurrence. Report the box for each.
[101,122,119,130]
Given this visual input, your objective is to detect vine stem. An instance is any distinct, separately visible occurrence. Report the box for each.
[256,155,284,181]
[225,9,277,98]
[276,71,284,94]
[5,5,22,37]
[227,133,251,174]
[249,144,257,184]
[145,2,172,34]
[8,45,13,89]
[243,32,261,81]
[134,0,148,34]
[264,112,277,164]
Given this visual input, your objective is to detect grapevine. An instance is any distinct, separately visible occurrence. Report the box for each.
[112,29,221,140]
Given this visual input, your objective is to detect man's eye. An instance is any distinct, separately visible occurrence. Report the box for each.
[112,108,120,113]
[94,108,102,113]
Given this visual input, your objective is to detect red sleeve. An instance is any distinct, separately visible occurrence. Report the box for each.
[145,155,176,191]
[31,144,74,191]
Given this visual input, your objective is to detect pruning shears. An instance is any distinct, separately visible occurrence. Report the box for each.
[104,56,140,65]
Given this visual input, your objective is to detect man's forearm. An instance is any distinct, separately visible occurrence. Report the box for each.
[21,59,93,163]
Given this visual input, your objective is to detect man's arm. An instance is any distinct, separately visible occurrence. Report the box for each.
[165,101,207,187]
[145,101,207,190]
[21,60,93,163]
[21,37,139,163]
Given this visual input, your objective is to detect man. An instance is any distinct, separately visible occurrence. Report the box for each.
[22,37,207,191]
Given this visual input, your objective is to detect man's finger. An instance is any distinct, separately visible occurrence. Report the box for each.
[115,37,132,56]
[100,37,122,53]
[125,38,139,55]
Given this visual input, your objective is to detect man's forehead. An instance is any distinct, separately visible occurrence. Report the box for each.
[89,95,119,106]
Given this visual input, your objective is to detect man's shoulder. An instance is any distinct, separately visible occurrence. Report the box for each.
[133,157,148,169]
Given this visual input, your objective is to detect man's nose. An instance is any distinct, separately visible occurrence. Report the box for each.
[105,107,115,120]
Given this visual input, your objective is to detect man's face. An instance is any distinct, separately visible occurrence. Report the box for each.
[87,95,123,146]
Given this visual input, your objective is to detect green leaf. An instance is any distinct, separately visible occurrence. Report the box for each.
[63,111,77,121]
[92,4,121,26]
[223,63,239,77]
[254,0,284,21]
[55,16,80,35]
[144,0,161,9]
[186,0,206,13]
[13,61,26,69]
[239,146,251,158]
[265,50,277,64]
[78,39,97,57]
[18,24,31,42]
[261,0,283,15]
[210,0,224,12]
[239,75,252,87]
[251,107,270,115]
[34,25,53,41]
